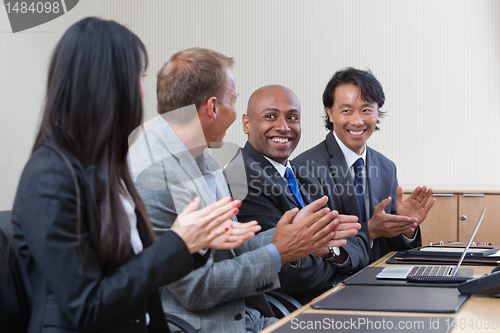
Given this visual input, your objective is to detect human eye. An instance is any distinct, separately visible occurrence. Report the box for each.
[341,109,351,114]
[362,108,373,113]
[264,113,276,119]
[287,114,299,121]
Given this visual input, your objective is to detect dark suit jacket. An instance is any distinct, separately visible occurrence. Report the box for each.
[1,210,30,333]
[225,142,369,304]
[12,143,194,333]
[293,132,421,262]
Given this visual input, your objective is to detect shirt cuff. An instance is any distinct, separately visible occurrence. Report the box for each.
[330,255,351,268]
[192,249,210,269]
[402,227,419,244]
[264,243,281,273]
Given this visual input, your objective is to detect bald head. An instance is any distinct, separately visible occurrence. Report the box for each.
[247,85,300,118]
[243,85,301,165]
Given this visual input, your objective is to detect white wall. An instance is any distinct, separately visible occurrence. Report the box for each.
[1,0,499,210]
[0,0,102,210]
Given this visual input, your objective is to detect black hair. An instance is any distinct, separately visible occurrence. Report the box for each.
[323,67,386,131]
[33,17,154,272]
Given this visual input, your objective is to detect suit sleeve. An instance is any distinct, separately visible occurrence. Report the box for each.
[133,163,281,311]
[293,158,371,273]
[166,235,280,311]
[371,164,422,260]
[390,167,421,249]
[237,178,353,294]
[12,151,193,331]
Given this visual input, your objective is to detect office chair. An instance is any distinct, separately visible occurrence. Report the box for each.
[266,290,302,314]
[264,294,290,318]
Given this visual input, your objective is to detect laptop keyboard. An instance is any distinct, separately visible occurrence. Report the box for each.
[410,266,454,277]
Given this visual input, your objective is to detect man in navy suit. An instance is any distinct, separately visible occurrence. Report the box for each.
[225,85,361,304]
[294,67,435,262]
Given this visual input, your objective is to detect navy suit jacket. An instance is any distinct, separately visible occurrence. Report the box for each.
[293,132,421,262]
[225,142,369,304]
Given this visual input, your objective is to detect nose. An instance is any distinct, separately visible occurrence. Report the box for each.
[351,111,364,126]
[275,117,290,132]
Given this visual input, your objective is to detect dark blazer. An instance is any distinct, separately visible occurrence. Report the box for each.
[12,143,194,333]
[225,142,369,304]
[1,210,30,333]
[293,132,421,262]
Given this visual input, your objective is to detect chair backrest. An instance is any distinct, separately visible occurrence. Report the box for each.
[264,294,290,318]
[0,210,31,333]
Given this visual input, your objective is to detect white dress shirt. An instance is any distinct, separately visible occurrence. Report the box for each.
[331,131,417,244]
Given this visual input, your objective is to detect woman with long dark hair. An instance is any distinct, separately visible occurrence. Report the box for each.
[11,17,257,332]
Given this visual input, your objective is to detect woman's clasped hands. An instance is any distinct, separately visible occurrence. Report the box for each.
[171,197,261,253]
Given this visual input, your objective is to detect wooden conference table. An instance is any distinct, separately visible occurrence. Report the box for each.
[260,252,500,333]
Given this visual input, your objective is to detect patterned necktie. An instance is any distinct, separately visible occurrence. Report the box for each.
[353,158,366,223]
[284,168,305,208]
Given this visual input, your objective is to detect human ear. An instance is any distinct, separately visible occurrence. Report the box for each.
[204,96,218,119]
[326,107,335,123]
[242,114,250,134]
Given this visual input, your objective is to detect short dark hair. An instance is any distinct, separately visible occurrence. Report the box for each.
[323,67,386,131]
[157,48,234,115]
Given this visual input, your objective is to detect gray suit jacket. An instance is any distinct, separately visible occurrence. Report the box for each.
[128,116,279,333]
[293,132,421,262]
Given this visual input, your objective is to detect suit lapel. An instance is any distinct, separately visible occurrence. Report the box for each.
[326,133,362,218]
[243,142,300,208]
[151,117,215,208]
[290,162,314,205]
[365,147,380,217]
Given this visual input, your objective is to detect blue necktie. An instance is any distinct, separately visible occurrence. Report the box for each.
[353,158,366,223]
[284,168,305,208]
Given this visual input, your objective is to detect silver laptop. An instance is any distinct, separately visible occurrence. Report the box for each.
[376,208,486,280]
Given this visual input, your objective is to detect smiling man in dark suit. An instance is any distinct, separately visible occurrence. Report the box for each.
[293,67,435,262]
[225,85,361,304]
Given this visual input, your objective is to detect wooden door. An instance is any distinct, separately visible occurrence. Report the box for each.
[420,194,458,245]
[405,193,458,246]
[458,194,500,245]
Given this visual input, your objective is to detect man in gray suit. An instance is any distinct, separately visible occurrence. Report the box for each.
[129,48,358,333]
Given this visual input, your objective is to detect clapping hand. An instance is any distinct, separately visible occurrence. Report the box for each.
[171,197,247,253]
[396,186,435,238]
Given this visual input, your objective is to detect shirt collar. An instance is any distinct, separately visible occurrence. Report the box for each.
[263,155,292,179]
[332,130,367,168]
